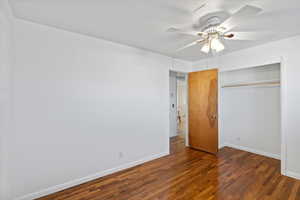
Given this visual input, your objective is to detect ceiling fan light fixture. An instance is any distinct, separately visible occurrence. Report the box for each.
[211,38,225,52]
[201,42,210,53]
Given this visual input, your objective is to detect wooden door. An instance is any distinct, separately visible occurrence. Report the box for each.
[188,69,218,154]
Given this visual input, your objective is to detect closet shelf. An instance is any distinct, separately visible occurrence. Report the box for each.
[221,79,280,88]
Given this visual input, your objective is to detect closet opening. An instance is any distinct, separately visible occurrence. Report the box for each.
[219,63,283,170]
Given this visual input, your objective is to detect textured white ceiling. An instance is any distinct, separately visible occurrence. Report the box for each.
[9,0,300,61]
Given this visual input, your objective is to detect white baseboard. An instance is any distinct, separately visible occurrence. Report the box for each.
[223,143,281,160]
[15,151,169,200]
[286,171,300,180]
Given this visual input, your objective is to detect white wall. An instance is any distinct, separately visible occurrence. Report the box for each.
[0,12,8,200]
[192,35,300,179]
[0,1,14,198]
[221,86,280,158]
[171,59,193,72]
[0,17,190,200]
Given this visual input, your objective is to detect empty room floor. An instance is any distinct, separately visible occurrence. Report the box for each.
[37,137,300,200]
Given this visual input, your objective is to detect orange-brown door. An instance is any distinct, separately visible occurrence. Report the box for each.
[188,69,218,154]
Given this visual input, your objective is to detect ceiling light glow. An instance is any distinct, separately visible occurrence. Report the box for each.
[201,43,210,53]
[211,38,225,52]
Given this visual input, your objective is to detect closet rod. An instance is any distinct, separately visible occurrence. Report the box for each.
[222,81,280,88]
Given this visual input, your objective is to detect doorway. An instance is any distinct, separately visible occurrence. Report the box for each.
[169,71,188,144]
[176,74,187,139]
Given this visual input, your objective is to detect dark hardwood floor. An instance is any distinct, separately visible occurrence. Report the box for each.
[37,137,300,200]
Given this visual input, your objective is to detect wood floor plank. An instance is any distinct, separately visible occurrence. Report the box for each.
[36,137,300,200]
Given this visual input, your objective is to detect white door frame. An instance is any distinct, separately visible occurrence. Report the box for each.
[279,57,287,176]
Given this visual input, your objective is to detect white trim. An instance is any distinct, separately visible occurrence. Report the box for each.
[218,70,223,149]
[279,57,287,176]
[286,171,300,180]
[185,73,189,147]
[15,151,169,200]
[224,143,281,160]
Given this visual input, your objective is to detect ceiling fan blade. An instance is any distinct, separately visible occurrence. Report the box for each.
[167,27,206,37]
[219,5,262,32]
[176,39,204,52]
[193,1,208,13]
[224,32,269,40]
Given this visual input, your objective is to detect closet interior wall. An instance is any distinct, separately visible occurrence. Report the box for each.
[220,63,281,159]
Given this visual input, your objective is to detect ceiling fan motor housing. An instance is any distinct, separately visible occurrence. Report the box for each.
[201,16,222,33]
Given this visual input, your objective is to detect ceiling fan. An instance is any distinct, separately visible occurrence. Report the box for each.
[167,5,263,54]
